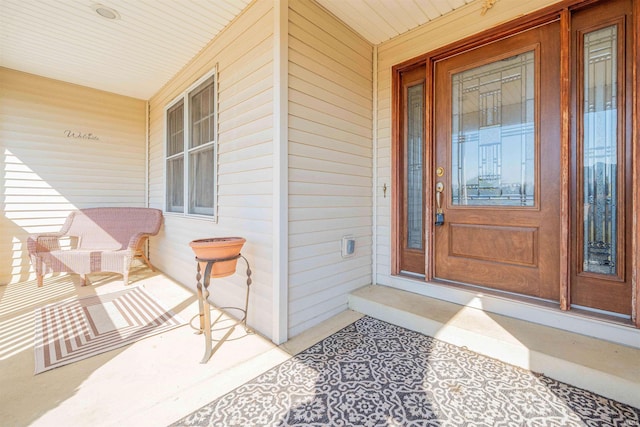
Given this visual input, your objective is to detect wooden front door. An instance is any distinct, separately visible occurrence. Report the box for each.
[432,22,562,300]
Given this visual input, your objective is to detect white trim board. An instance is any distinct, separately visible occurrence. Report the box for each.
[272,0,289,344]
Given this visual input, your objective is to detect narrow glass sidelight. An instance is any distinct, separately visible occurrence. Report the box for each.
[582,25,618,276]
[451,51,535,207]
[406,83,424,249]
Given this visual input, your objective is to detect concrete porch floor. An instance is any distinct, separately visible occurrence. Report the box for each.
[1,267,638,426]
[0,266,361,426]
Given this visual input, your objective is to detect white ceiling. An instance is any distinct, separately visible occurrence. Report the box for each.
[317,0,474,45]
[0,0,475,100]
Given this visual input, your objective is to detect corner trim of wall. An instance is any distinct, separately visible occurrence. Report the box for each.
[372,45,378,285]
[145,100,150,208]
[273,0,289,344]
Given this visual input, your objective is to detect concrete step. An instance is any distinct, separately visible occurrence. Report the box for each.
[348,285,640,408]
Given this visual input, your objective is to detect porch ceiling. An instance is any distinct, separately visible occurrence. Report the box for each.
[0,0,475,100]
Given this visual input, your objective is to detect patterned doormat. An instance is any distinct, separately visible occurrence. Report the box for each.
[34,286,185,374]
[172,316,639,427]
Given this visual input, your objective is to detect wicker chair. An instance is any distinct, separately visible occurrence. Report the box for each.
[27,207,163,287]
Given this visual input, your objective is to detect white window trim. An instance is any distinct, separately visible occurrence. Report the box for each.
[163,66,219,221]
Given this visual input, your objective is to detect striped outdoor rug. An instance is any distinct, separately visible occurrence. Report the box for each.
[34,286,185,374]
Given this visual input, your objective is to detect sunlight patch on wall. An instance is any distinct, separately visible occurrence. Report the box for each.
[3,149,77,284]
[4,149,75,231]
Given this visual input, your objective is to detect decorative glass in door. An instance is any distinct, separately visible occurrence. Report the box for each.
[451,51,535,206]
[582,25,618,276]
[406,83,424,249]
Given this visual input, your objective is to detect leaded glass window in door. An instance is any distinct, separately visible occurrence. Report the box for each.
[582,25,618,276]
[406,83,424,250]
[451,51,535,207]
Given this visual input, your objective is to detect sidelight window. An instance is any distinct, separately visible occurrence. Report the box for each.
[581,25,619,276]
[406,83,424,250]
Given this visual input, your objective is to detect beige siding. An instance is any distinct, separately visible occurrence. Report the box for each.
[0,67,146,285]
[288,0,373,337]
[147,0,275,338]
[374,0,563,285]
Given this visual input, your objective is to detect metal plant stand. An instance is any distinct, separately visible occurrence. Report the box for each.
[194,253,252,363]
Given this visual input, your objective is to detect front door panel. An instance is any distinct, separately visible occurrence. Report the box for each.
[433,22,561,300]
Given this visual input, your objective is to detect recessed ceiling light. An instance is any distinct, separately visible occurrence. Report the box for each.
[92,4,120,20]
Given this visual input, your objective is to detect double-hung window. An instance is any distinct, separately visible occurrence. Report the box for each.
[165,71,217,218]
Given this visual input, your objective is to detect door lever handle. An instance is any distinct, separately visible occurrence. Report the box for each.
[435,182,445,226]
[435,182,444,209]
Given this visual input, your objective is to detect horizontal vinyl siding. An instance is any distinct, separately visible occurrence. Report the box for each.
[288,0,373,337]
[147,0,274,338]
[374,0,563,285]
[0,67,146,285]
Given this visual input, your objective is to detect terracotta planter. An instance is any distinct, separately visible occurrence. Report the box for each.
[189,237,246,278]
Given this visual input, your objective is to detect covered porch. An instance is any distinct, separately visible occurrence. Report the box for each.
[1,0,639,423]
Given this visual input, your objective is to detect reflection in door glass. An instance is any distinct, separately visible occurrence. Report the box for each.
[451,51,535,206]
[583,26,618,276]
[407,83,424,249]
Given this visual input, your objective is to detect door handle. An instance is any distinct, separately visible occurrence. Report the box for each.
[435,181,444,226]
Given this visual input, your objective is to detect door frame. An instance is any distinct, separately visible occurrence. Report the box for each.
[390,0,640,327]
